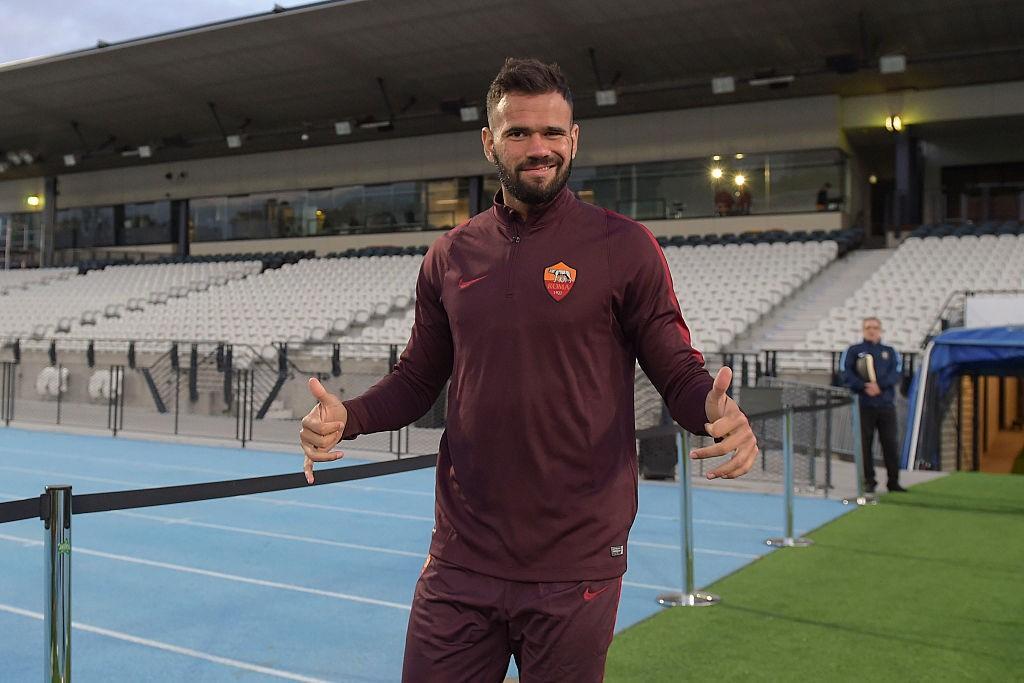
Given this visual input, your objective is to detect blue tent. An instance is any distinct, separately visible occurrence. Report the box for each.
[903,325,1024,469]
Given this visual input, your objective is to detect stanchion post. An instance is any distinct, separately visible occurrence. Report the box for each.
[843,394,877,506]
[766,409,813,547]
[44,485,72,683]
[657,430,719,607]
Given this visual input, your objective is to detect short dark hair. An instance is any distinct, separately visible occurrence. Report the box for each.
[486,57,573,126]
[862,317,881,326]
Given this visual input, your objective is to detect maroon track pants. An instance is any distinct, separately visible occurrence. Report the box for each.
[402,556,622,682]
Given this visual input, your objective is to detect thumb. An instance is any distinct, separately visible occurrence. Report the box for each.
[710,366,733,399]
[308,377,343,407]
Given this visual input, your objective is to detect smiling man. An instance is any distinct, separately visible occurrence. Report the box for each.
[299,57,758,681]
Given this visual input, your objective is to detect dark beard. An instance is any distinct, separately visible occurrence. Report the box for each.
[493,150,573,206]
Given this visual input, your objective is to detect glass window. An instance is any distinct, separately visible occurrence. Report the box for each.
[55,206,116,249]
[122,201,172,245]
[427,178,470,229]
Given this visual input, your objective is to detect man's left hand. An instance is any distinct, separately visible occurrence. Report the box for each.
[691,366,759,479]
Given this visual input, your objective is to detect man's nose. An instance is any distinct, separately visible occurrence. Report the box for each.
[526,132,551,158]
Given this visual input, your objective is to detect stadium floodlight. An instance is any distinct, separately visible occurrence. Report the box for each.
[734,174,746,187]
[63,154,77,167]
[138,145,152,158]
[879,54,907,74]
[226,134,242,149]
[711,76,735,95]
[334,121,352,136]
[26,195,41,207]
[710,167,723,180]
[460,106,480,122]
[595,89,617,106]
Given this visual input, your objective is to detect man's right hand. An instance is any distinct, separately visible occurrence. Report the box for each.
[300,378,348,484]
[864,382,881,397]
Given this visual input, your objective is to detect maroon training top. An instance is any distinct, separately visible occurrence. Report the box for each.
[341,187,713,582]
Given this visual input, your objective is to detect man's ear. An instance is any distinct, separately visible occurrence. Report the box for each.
[481,127,495,164]
[570,122,580,160]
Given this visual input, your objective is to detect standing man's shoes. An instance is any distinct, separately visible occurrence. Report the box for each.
[887,483,908,493]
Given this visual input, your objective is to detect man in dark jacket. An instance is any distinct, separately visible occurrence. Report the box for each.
[842,317,906,493]
[299,58,759,681]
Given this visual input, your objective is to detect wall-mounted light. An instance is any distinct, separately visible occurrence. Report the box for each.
[26,195,41,207]
[710,167,723,180]
[595,89,617,106]
[869,174,878,185]
[226,134,242,149]
[884,114,903,132]
[63,154,77,167]
[712,155,721,161]
[711,76,735,94]
[334,121,352,136]
[460,106,480,122]
[138,145,152,158]
[735,153,745,160]
[734,174,746,187]
[879,54,907,74]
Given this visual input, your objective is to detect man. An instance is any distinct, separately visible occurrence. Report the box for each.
[842,317,906,493]
[300,58,759,682]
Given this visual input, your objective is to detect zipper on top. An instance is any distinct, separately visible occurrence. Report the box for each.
[505,223,522,298]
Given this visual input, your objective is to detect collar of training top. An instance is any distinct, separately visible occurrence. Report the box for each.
[490,186,577,233]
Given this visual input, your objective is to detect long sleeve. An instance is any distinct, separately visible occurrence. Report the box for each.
[878,348,902,389]
[613,222,713,435]
[841,346,865,392]
[341,238,454,438]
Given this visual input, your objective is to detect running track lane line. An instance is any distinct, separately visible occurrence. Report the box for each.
[0,533,411,611]
[0,603,331,683]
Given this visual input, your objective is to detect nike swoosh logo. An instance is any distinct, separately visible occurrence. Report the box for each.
[583,586,609,601]
[458,275,488,290]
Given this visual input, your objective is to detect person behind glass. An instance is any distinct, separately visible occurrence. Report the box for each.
[714,183,734,216]
[734,184,752,215]
[815,182,832,211]
[841,317,907,493]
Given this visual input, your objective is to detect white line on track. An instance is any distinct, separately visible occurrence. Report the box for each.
[621,580,680,592]
[0,533,411,611]
[0,603,331,683]
[112,509,424,557]
[628,540,758,559]
[637,512,780,531]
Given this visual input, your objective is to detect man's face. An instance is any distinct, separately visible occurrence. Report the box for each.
[482,91,579,206]
[863,319,882,343]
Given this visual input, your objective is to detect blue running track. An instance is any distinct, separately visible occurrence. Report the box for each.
[0,428,849,681]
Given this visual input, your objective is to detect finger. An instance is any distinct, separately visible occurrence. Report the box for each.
[300,413,345,437]
[704,412,747,439]
[707,442,759,479]
[308,377,343,407]
[302,440,343,463]
[300,426,343,450]
[690,427,754,460]
[304,455,314,484]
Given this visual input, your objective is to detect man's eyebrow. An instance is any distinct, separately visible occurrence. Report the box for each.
[503,125,569,135]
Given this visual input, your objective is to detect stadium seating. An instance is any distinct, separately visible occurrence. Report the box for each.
[0,260,260,343]
[0,266,77,294]
[793,228,1024,364]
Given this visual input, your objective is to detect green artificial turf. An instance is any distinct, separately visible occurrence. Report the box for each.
[605,473,1024,682]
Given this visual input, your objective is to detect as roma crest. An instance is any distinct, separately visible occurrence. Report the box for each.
[543,261,576,301]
